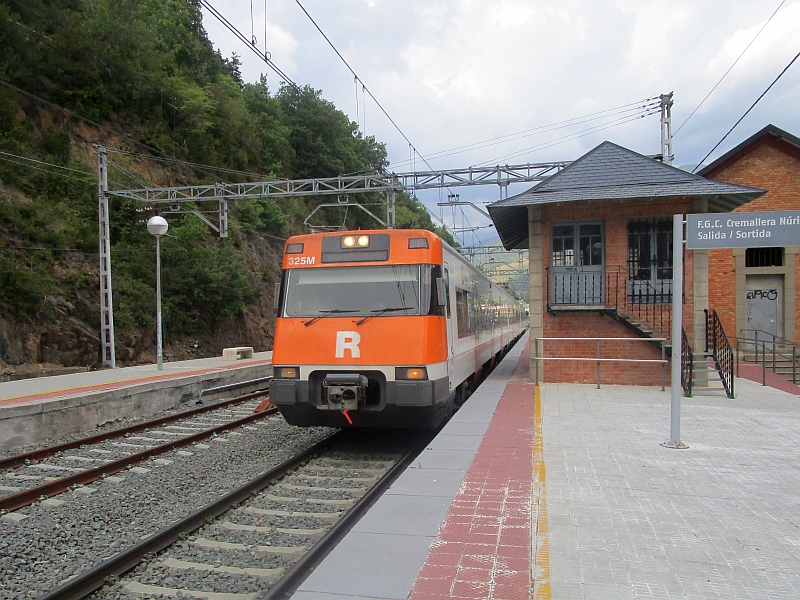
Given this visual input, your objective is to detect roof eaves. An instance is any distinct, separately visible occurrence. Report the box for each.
[697,124,800,176]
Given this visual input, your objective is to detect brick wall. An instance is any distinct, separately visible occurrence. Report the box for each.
[704,136,800,341]
[538,198,692,385]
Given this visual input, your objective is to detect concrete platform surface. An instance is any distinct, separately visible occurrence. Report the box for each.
[0,352,272,452]
[538,377,800,599]
[0,352,272,405]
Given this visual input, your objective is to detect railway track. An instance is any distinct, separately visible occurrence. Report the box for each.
[34,429,428,600]
[0,392,275,512]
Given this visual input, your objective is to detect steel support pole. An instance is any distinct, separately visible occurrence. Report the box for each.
[97,146,116,368]
[156,236,163,371]
[596,339,601,389]
[662,214,688,449]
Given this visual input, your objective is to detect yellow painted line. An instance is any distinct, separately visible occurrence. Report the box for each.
[532,384,551,599]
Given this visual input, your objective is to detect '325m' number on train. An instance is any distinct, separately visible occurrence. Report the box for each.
[288,256,316,266]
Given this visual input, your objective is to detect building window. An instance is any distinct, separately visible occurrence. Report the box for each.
[745,247,783,267]
[627,218,672,302]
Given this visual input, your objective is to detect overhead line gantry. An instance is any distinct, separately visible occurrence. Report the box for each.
[97,149,569,367]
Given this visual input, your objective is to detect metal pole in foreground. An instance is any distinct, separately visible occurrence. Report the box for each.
[662,214,688,449]
[147,216,169,371]
[156,235,163,371]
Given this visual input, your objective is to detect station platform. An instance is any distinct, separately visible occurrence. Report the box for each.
[293,335,800,599]
[0,352,272,452]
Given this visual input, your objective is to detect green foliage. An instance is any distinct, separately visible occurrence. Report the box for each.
[0,0,453,349]
[236,198,287,236]
[0,249,52,317]
[159,216,260,333]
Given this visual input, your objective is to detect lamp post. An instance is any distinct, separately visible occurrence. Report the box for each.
[147,216,168,370]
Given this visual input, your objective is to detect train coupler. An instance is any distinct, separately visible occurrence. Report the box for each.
[321,373,368,411]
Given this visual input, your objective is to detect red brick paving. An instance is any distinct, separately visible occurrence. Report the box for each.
[737,363,800,395]
[409,346,535,599]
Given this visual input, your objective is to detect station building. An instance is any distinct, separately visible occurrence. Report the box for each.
[697,125,800,345]
[488,141,764,385]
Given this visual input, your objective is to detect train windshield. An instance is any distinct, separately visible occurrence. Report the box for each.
[283,265,437,318]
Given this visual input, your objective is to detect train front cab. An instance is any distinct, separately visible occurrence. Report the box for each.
[271,230,455,428]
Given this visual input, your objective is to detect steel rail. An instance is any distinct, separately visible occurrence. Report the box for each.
[0,388,271,470]
[0,405,277,512]
[37,433,339,600]
[259,435,431,600]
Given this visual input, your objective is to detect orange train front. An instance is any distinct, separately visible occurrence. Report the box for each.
[271,229,527,429]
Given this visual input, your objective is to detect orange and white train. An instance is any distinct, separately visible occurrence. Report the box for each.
[270,229,527,428]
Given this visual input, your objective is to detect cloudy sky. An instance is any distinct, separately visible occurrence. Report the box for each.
[202,0,800,244]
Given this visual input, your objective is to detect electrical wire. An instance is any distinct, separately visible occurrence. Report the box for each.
[107,149,275,181]
[0,80,230,183]
[675,0,786,137]
[108,159,150,189]
[200,0,299,90]
[693,50,800,173]
[0,154,95,185]
[0,150,93,176]
[292,0,459,234]
[478,108,660,166]
[388,97,660,169]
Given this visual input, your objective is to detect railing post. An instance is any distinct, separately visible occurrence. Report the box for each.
[755,330,759,363]
[661,342,666,391]
[762,341,767,386]
[534,337,539,385]
[736,339,740,378]
[794,346,797,385]
[596,339,601,389]
[773,338,776,373]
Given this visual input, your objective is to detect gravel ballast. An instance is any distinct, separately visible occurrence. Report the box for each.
[0,414,333,599]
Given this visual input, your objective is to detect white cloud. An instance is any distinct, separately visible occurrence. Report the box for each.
[205,0,800,241]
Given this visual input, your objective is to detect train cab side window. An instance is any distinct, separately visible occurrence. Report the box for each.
[421,265,445,316]
[443,267,451,318]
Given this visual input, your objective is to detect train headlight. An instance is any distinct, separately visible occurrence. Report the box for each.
[396,367,428,380]
[343,236,356,247]
[276,367,300,379]
[357,235,370,247]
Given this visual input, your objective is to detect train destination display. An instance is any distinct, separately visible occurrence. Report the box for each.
[686,210,800,249]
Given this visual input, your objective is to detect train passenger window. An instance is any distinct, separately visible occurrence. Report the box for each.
[456,289,471,337]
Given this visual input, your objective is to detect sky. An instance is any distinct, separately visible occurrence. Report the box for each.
[201,0,800,245]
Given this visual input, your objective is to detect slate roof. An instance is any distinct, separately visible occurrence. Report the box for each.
[488,141,766,250]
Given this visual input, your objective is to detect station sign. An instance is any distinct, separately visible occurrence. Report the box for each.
[686,210,800,249]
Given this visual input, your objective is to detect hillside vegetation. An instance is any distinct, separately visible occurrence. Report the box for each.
[0,0,452,371]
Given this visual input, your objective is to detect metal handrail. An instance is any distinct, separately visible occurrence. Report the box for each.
[705,310,734,398]
[533,336,667,390]
[545,265,673,341]
[732,333,800,386]
[681,328,693,396]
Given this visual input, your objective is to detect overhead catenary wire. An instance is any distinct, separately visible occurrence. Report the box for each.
[478,108,661,166]
[388,97,661,169]
[200,0,299,90]
[292,0,461,235]
[693,50,800,173]
[674,0,786,137]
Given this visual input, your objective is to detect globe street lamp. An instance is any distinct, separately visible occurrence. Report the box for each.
[147,215,168,370]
